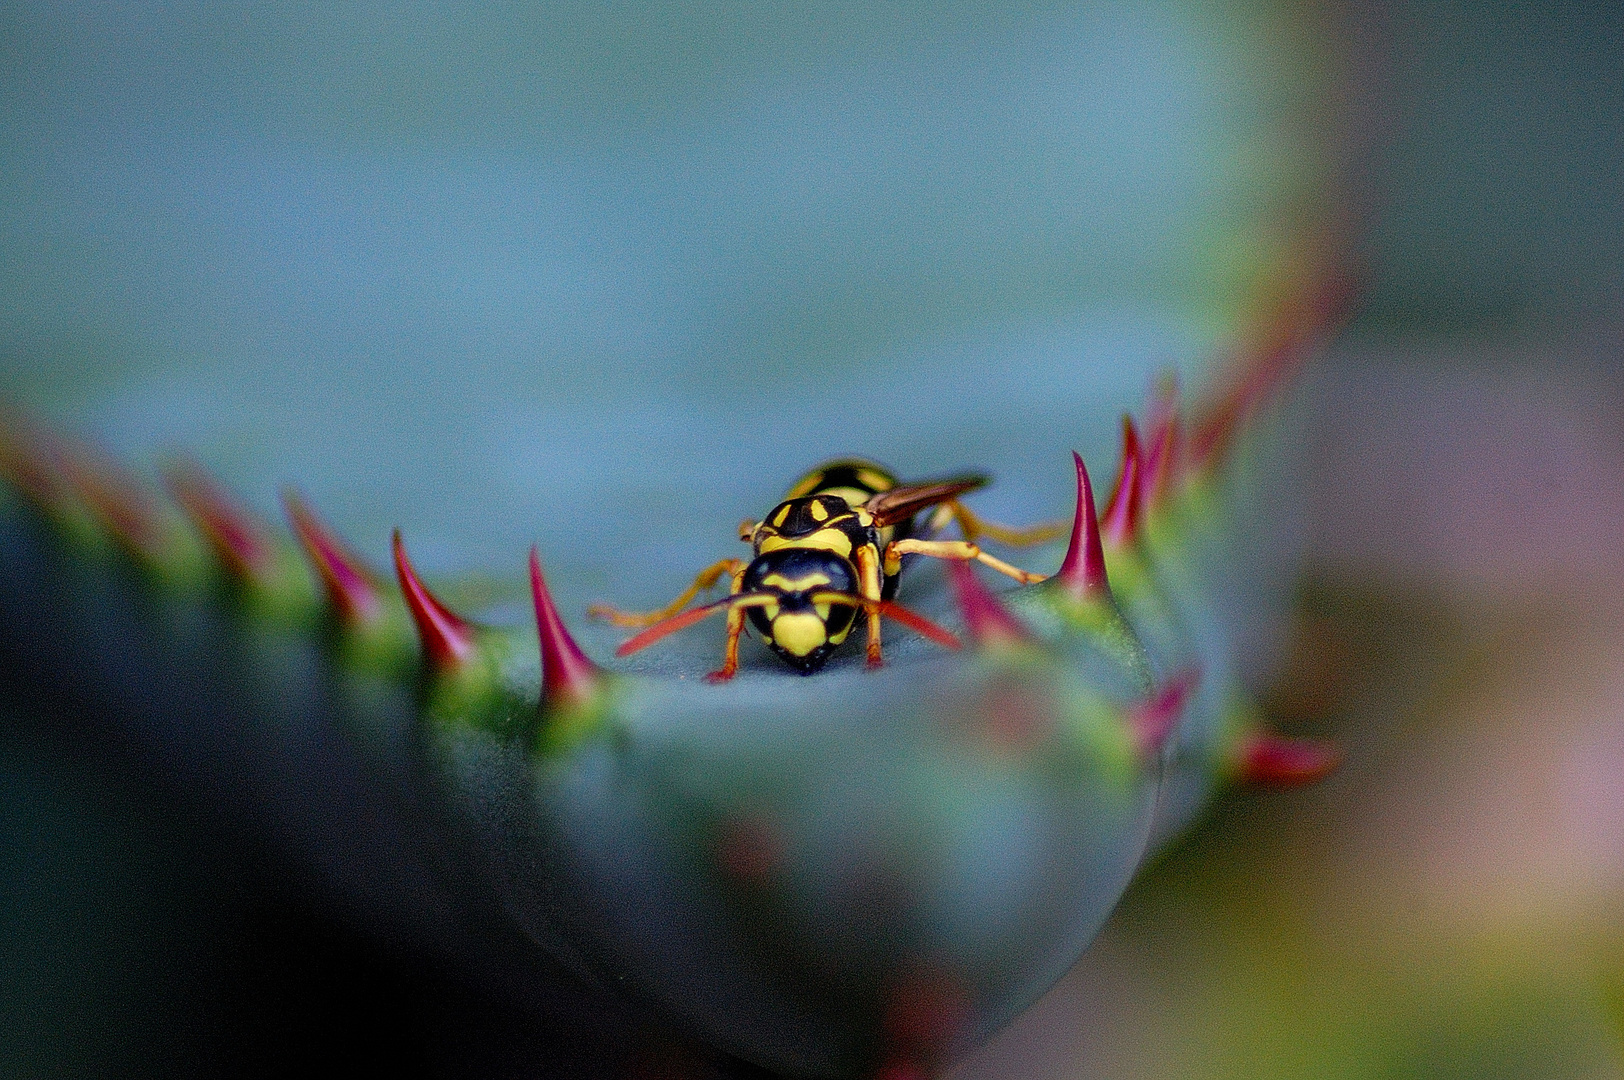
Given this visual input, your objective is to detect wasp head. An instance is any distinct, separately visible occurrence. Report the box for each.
[740,546,860,674]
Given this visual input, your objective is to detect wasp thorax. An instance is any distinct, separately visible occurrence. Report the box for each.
[740,547,860,673]
[757,494,858,539]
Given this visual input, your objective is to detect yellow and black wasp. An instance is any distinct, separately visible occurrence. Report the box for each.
[589,459,1062,680]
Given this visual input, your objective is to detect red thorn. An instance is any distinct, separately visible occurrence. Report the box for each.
[392,530,476,671]
[1189,324,1303,467]
[1102,416,1143,547]
[947,560,1028,644]
[166,462,271,582]
[66,452,166,560]
[1186,265,1357,470]
[1054,452,1109,600]
[0,416,74,510]
[1235,732,1342,787]
[1141,411,1179,509]
[1129,669,1198,757]
[529,546,602,708]
[1137,376,1182,509]
[284,491,383,626]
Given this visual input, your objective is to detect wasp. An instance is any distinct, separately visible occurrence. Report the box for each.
[589,459,1063,680]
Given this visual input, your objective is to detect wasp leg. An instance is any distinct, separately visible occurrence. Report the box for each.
[883,538,1048,585]
[856,544,885,668]
[938,501,1069,547]
[704,563,751,683]
[588,558,745,628]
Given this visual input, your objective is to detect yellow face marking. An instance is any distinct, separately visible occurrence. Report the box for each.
[772,504,791,527]
[758,529,852,558]
[771,612,827,656]
[760,571,833,593]
[809,499,828,522]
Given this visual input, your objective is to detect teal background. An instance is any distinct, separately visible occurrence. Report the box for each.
[5,1,1623,1078]
[0,1,1338,589]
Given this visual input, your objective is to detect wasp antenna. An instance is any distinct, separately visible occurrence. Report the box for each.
[946,561,1028,645]
[529,546,602,708]
[284,490,383,627]
[810,592,961,652]
[392,530,476,672]
[615,594,752,657]
[1054,452,1109,600]
[165,461,272,583]
[872,599,961,651]
[1101,416,1143,547]
[1234,732,1342,787]
[1129,669,1198,757]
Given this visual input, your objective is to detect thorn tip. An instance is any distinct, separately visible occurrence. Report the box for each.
[165,462,267,581]
[1102,416,1144,547]
[285,491,383,626]
[82,472,160,556]
[529,546,601,708]
[1140,378,1182,509]
[392,530,476,671]
[1055,452,1109,600]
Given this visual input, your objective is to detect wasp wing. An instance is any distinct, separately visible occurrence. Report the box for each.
[862,475,989,528]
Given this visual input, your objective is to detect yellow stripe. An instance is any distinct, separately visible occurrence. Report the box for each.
[758,529,852,558]
[857,468,892,492]
[761,571,833,593]
[815,485,869,508]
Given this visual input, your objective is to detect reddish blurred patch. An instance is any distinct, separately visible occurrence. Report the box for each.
[884,966,971,1052]
[714,815,784,884]
[1236,733,1343,787]
[977,682,1053,755]
[167,461,273,582]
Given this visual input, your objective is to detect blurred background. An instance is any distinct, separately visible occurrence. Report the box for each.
[2,1,1621,1077]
